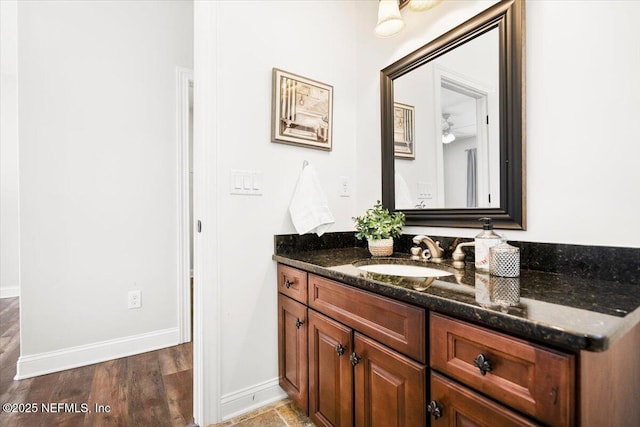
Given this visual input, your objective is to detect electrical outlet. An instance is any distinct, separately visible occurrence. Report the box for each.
[128,290,141,309]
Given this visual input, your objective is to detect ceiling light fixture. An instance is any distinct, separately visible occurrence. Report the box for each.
[374,0,441,38]
[374,0,405,38]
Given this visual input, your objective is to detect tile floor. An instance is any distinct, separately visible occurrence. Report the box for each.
[213,399,314,427]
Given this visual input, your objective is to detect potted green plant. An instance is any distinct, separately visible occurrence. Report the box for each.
[353,201,405,256]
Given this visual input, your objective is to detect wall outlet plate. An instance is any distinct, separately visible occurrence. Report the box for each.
[128,290,141,309]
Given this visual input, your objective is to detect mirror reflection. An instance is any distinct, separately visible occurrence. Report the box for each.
[394,27,499,210]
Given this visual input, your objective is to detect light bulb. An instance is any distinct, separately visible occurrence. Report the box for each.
[442,132,456,144]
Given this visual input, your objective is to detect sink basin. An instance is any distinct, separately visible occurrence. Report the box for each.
[356,263,453,278]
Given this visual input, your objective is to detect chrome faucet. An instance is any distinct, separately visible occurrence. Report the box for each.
[412,235,445,262]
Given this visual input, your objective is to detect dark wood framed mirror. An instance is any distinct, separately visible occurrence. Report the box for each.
[381,0,525,229]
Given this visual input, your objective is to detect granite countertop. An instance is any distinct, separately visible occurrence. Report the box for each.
[273,247,640,353]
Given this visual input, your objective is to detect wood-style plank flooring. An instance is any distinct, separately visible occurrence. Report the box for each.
[0,297,193,427]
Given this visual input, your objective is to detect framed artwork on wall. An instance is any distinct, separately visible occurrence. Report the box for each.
[271,68,333,151]
[394,102,415,159]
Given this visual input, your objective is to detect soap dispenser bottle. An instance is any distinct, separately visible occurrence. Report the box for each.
[475,217,502,272]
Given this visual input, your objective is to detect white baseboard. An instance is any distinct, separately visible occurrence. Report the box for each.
[0,286,19,298]
[221,378,287,421]
[15,327,179,380]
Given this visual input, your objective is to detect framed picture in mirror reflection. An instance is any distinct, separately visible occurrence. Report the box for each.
[394,102,415,159]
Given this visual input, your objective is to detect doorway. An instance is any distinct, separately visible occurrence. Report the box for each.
[433,65,495,209]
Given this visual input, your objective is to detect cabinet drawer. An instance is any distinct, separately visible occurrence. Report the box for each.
[309,274,425,363]
[430,313,574,427]
[429,372,539,426]
[278,264,308,304]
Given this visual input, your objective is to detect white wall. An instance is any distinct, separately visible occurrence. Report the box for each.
[356,0,640,247]
[16,0,193,376]
[0,0,20,298]
[208,1,359,417]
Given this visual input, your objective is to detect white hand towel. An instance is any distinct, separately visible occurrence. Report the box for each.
[289,164,335,236]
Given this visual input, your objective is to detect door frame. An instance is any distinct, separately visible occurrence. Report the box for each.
[193,2,222,424]
[176,66,194,344]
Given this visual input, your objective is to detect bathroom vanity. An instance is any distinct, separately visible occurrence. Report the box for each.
[274,237,640,427]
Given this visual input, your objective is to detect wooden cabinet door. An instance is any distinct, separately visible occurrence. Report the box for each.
[309,310,353,427]
[278,294,308,414]
[429,372,540,427]
[353,333,425,427]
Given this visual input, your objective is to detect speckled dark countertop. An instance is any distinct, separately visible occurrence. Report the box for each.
[273,235,640,353]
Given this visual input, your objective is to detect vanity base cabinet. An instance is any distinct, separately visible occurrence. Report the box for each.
[278,262,640,427]
[430,313,574,427]
[308,310,353,427]
[429,372,539,427]
[354,333,425,427]
[278,294,308,415]
[278,265,426,427]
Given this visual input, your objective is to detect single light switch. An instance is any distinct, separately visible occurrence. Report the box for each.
[252,172,262,192]
[234,173,243,189]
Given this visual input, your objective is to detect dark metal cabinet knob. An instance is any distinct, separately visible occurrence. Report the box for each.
[284,279,294,289]
[473,353,492,375]
[350,352,361,366]
[427,400,442,419]
[295,318,304,329]
[335,343,345,356]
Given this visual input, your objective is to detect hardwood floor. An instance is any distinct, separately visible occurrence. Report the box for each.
[0,297,193,427]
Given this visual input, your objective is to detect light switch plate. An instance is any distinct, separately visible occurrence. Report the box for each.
[230,170,263,196]
[339,176,350,197]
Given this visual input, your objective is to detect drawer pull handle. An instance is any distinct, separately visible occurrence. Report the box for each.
[284,279,294,289]
[427,400,442,419]
[350,352,361,366]
[335,344,345,356]
[473,353,492,375]
[295,318,304,329]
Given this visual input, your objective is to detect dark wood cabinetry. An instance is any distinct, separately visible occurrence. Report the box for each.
[353,333,425,427]
[278,264,308,303]
[430,313,574,426]
[309,274,425,363]
[277,262,640,427]
[278,293,308,414]
[308,310,353,427]
[278,264,426,427]
[429,372,539,427]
